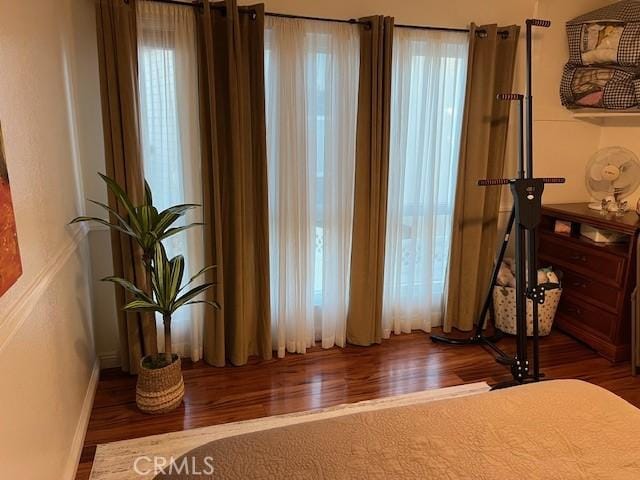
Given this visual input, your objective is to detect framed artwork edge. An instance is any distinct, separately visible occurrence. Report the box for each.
[0,121,23,297]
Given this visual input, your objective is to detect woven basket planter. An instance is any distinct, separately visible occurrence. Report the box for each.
[136,354,184,414]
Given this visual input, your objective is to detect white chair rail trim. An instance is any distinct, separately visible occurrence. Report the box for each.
[0,224,89,352]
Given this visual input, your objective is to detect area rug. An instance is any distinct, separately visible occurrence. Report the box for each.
[89,382,490,480]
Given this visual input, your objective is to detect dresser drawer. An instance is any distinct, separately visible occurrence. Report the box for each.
[539,233,626,287]
[560,269,622,314]
[538,205,635,362]
[557,294,616,338]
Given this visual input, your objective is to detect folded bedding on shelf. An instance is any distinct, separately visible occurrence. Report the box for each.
[567,0,640,66]
[560,64,640,109]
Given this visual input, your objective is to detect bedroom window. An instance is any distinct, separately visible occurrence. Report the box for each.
[134,5,468,358]
[137,2,205,361]
[382,28,468,336]
[264,18,360,355]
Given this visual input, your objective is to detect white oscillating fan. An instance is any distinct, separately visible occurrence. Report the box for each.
[586,147,640,212]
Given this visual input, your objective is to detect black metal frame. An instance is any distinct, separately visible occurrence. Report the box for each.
[431,19,563,387]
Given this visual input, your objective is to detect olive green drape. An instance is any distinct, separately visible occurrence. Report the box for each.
[444,24,520,332]
[198,0,272,366]
[346,16,394,346]
[95,0,157,373]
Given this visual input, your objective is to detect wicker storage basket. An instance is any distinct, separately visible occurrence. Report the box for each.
[136,354,184,414]
[493,286,562,336]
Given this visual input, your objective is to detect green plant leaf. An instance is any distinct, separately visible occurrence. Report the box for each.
[144,180,153,206]
[86,199,136,236]
[152,204,199,237]
[179,265,217,293]
[173,282,215,311]
[158,223,205,242]
[152,212,180,237]
[98,173,142,232]
[184,300,221,309]
[102,276,152,302]
[168,255,185,302]
[69,216,133,236]
[123,299,163,313]
[153,242,168,305]
[160,203,200,217]
[150,274,161,304]
[138,205,159,234]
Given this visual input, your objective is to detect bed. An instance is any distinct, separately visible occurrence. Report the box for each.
[156,380,640,479]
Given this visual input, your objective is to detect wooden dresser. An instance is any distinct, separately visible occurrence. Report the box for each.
[539,203,640,363]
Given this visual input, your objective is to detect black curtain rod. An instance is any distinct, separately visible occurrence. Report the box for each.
[138,0,510,37]
[393,23,510,38]
[264,12,366,26]
[395,23,467,33]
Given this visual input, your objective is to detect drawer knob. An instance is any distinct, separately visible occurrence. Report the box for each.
[569,254,587,262]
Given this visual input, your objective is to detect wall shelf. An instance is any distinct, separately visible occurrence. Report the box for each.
[571,109,640,125]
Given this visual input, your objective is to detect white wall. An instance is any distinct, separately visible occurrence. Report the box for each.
[532,0,615,205]
[0,0,101,478]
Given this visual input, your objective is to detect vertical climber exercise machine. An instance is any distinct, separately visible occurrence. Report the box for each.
[431,19,565,386]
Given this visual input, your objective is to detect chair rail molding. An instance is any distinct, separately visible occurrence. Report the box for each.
[0,223,89,352]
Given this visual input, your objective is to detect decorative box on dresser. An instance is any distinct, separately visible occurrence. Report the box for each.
[538,203,640,368]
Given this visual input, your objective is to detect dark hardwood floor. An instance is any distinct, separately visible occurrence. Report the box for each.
[76,329,640,479]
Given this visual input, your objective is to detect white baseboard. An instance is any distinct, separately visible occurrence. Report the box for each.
[64,359,100,480]
[98,351,121,369]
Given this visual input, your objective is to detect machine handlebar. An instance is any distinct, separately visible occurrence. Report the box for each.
[477,177,565,186]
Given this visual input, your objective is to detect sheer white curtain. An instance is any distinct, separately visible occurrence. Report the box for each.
[382,28,468,337]
[264,17,359,356]
[137,1,205,360]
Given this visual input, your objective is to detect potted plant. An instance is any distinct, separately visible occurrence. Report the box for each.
[105,242,217,413]
[71,174,218,413]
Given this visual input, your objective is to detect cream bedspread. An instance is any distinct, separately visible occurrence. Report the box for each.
[157,380,640,479]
